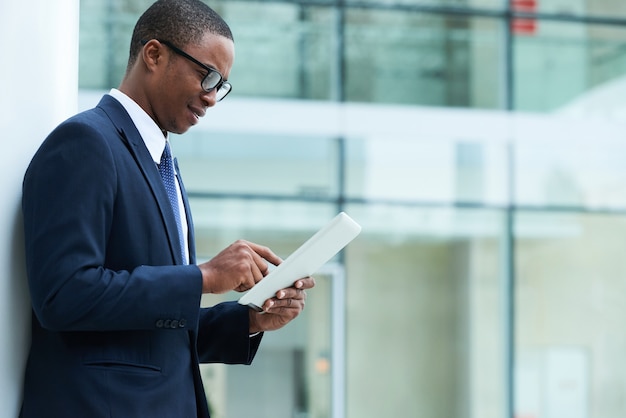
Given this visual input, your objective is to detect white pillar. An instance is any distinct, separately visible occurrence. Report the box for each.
[0,1,79,414]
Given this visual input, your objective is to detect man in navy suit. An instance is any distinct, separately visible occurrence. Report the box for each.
[19,1,314,417]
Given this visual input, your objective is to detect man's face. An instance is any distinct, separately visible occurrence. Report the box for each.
[150,32,234,134]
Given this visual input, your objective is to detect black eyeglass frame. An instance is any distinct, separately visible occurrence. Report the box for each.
[141,39,232,101]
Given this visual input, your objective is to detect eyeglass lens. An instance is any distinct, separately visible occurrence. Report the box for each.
[202,71,222,91]
[202,71,231,100]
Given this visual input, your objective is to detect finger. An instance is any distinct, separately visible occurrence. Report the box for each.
[291,289,306,301]
[233,241,269,284]
[294,276,315,290]
[262,299,275,312]
[268,297,304,314]
[246,241,283,266]
[249,262,265,285]
[276,288,306,301]
[243,245,274,281]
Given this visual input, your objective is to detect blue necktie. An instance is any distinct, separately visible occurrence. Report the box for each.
[158,142,186,264]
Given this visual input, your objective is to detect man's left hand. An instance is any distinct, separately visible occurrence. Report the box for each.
[248,277,316,334]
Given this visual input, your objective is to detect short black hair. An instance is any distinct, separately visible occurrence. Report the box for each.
[127,0,233,71]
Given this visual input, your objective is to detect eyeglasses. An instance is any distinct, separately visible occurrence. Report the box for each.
[142,39,232,101]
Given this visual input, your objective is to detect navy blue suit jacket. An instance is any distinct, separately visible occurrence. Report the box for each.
[20,95,261,418]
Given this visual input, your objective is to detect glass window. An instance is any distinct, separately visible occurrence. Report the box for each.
[190,198,339,418]
[515,211,626,418]
[514,21,626,112]
[343,118,510,205]
[344,10,504,108]
[214,1,337,100]
[344,204,507,418]
[79,0,152,89]
[513,115,626,208]
[173,131,340,199]
[188,198,340,262]
[201,271,336,418]
[344,0,504,8]
[538,0,626,17]
[79,0,338,98]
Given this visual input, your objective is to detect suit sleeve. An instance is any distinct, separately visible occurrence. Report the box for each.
[196,301,262,364]
[22,119,203,332]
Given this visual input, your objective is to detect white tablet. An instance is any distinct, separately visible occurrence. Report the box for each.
[238,212,361,311]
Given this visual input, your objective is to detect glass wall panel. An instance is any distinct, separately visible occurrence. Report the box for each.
[537,0,626,18]
[188,198,339,260]
[79,0,153,89]
[344,204,507,418]
[201,271,335,418]
[514,21,626,112]
[344,10,504,108]
[173,132,340,199]
[214,1,337,100]
[344,0,504,8]
[80,0,337,99]
[190,198,339,418]
[344,133,509,204]
[513,116,626,208]
[515,211,626,418]
[586,0,626,17]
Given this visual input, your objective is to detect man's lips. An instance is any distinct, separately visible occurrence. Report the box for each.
[190,106,206,119]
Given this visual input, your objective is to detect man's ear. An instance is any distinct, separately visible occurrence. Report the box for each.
[141,39,165,73]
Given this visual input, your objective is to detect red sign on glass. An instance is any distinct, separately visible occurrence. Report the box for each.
[511,0,537,35]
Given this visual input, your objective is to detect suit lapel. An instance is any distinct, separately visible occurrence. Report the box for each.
[97,95,186,265]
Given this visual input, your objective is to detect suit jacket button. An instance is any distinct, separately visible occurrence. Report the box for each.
[171,320,179,329]
[156,319,164,328]
[164,319,172,328]
[179,319,186,328]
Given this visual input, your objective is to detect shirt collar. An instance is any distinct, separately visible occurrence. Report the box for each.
[108,88,167,164]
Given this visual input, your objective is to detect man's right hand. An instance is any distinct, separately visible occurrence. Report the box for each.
[197,240,282,294]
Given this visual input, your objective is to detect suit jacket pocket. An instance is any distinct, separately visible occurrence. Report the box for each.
[84,360,162,376]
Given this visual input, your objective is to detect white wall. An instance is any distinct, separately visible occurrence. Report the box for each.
[0,1,79,415]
